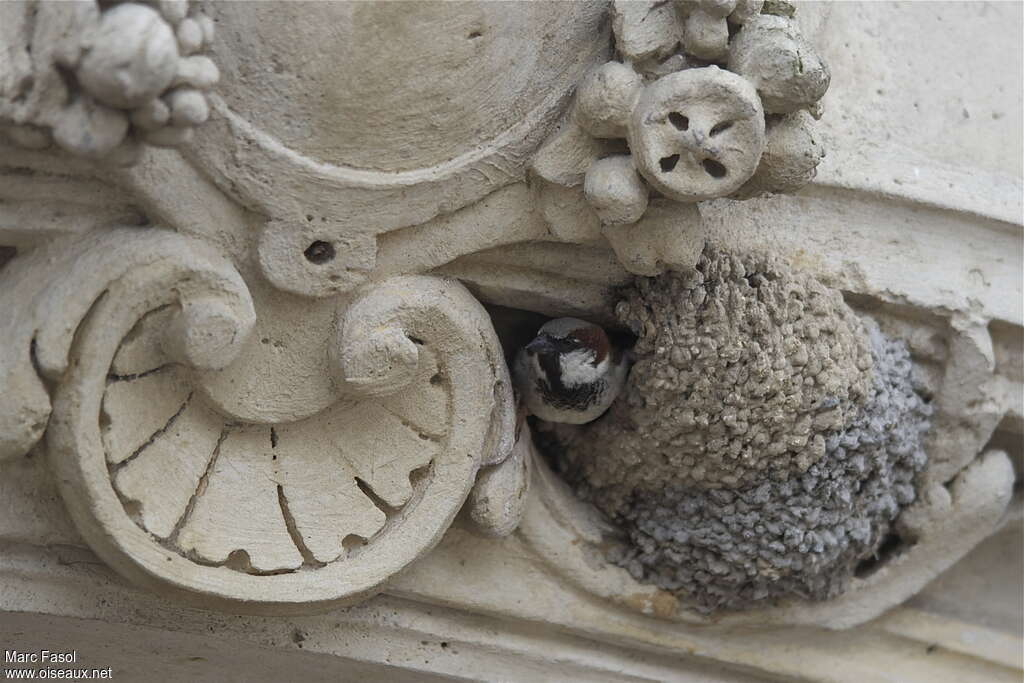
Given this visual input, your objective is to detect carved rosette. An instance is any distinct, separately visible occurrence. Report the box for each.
[2,0,596,612]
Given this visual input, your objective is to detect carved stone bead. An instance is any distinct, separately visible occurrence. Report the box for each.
[51,97,129,157]
[727,13,830,114]
[173,55,220,90]
[77,3,180,109]
[157,0,189,25]
[628,66,766,202]
[166,88,209,126]
[584,155,649,226]
[130,98,171,131]
[733,110,825,198]
[175,17,204,55]
[612,0,683,62]
[680,2,733,61]
[728,0,764,24]
[197,14,216,45]
[574,62,642,139]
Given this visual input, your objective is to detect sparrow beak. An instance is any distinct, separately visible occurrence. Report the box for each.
[525,334,557,356]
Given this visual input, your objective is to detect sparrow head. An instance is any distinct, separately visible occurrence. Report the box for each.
[524,317,611,385]
[516,317,626,424]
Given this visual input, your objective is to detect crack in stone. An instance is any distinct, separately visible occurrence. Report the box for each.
[164,426,229,549]
[276,484,326,569]
[110,392,193,472]
[355,477,399,517]
[106,364,173,384]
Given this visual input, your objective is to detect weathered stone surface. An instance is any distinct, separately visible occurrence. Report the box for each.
[584,155,649,226]
[733,110,825,198]
[629,67,767,202]
[0,1,1019,678]
[728,13,831,114]
[534,0,828,264]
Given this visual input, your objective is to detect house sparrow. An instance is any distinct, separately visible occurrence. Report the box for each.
[514,317,629,424]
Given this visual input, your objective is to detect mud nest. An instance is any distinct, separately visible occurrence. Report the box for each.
[546,246,932,612]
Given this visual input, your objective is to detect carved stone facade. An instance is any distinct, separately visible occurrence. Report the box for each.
[1,1,1021,680]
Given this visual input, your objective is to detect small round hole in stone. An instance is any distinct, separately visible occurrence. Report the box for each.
[304,240,335,264]
[668,112,689,131]
[659,154,680,172]
[709,120,734,137]
[702,159,727,178]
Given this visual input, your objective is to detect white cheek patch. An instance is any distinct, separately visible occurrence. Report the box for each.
[559,350,606,387]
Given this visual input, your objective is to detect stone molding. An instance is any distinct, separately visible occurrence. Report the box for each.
[0,219,520,612]
[0,0,1020,652]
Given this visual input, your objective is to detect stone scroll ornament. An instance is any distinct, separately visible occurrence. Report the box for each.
[532,0,828,275]
[0,0,219,162]
[1,0,1012,628]
[0,227,519,613]
[0,0,573,613]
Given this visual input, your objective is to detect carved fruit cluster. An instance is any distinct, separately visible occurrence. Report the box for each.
[578,0,828,225]
[0,0,219,162]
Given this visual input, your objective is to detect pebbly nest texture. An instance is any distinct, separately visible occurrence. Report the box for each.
[544,246,933,612]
